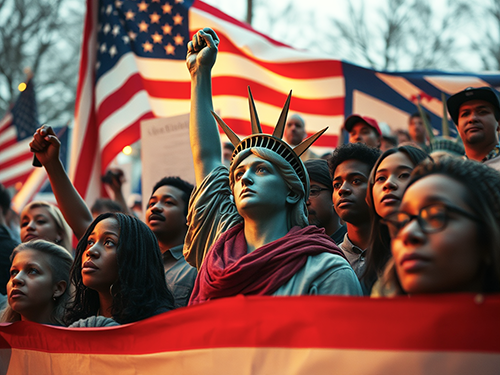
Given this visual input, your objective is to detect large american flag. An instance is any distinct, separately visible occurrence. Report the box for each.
[0,79,39,189]
[72,0,500,205]
[71,0,344,204]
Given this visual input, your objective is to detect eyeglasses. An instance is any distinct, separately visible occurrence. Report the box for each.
[309,187,330,197]
[382,203,481,237]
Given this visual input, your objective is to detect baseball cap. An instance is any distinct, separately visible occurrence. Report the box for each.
[344,115,382,136]
[447,86,500,124]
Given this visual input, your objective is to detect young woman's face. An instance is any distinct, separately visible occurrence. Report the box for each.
[372,152,414,219]
[390,174,483,294]
[20,206,61,244]
[81,218,120,294]
[7,249,63,323]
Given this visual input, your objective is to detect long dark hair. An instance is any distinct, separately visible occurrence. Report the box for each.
[362,145,431,290]
[65,213,173,324]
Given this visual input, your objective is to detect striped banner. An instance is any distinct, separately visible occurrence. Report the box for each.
[1,294,499,374]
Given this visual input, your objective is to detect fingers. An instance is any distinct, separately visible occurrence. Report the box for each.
[29,125,59,152]
[189,28,219,52]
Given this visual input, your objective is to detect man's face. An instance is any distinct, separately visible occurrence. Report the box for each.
[457,100,499,150]
[348,123,381,148]
[332,159,371,225]
[409,116,425,143]
[284,118,306,146]
[146,185,187,243]
[306,180,335,228]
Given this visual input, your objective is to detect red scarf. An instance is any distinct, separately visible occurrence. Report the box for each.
[189,223,346,305]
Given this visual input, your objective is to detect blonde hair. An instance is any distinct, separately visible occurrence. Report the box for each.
[0,240,73,325]
[22,201,73,252]
[229,147,309,229]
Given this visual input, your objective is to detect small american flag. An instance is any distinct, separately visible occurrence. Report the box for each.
[0,79,40,189]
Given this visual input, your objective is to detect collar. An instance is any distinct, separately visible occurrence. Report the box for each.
[463,142,500,162]
[340,233,366,255]
[164,244,184,261]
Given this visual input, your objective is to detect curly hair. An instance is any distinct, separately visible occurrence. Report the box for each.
[152,177,195,217]
[229,147,309,229]
[328,143,381,178]
[1,240,73,325]
[22,201,73,253]
[378,157,500,295]
[363,146,431,290]
[65,213,173,325]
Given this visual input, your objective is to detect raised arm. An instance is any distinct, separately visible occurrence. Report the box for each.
[29,125,93,239]
[186,28,223,186]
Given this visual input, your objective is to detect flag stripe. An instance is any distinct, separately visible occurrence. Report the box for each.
[0,295,499,353]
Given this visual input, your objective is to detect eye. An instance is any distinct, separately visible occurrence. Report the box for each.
[352,178,361,185]
[104,239,116,247]
[399,172,411,179]
[20,221,28,228]
[28,268,39,275]
[375,175,386,183]
[86,239,95,248]
[235,171,243,181]
[10,269,18,277]
[147,200,155,208]
[256,166,267,173]
[333,182,341,190]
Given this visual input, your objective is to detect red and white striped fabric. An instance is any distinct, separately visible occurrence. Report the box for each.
[1,295,499,374]
[71,0,344,204]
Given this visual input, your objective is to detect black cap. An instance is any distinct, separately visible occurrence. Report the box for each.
[447,86,500,124]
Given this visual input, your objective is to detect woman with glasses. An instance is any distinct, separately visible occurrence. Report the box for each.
[378,157,500,295]
[364,146,430,294]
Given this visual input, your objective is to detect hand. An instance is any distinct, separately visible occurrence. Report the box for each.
[29,125,61,168]
[103,168,125,195]
[186,28,219,75]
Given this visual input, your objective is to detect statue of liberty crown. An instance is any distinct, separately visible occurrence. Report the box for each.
[211,87,328,191]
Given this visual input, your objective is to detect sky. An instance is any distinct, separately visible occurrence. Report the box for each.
[202,0,493,73]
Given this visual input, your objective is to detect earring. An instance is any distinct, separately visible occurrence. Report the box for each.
[52,295,56,301]
[55,238,61,244]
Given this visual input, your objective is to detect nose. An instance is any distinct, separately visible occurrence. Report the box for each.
[383,176,398,191]
[241,169,254,186]
[12,272,25,286]
[86,244,100,259]
[150,202,162,213]
[397,218,425,246]
[26,220,36,231]
[338,181,351,196]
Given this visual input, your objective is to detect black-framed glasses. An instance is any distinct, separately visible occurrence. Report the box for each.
[309,187,330,197]
[382,203,481,237]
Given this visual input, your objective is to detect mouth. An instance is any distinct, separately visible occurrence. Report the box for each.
[337,199,354,209]
[240,188,256,198]
[381,194,400,204]
[399,252,431,272]
[465,125,482,134]
[82,260,99,272]
[148,213,165,224]
[10,289,25,298]
[23,234,39,242]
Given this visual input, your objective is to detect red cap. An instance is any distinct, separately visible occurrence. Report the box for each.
[344,115,382,136]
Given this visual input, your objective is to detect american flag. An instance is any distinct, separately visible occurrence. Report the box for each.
[71,0,344,204]
[0,79,40,189]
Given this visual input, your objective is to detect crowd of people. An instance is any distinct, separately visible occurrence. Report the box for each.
[0,27,499,327]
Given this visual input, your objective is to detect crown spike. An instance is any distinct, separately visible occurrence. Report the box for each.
[211,111,241,146]
[293,127,328,157]
[247,86,263,134]
[272,90,292,139]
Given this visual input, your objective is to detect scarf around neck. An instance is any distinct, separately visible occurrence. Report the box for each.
[189,223,346,305]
